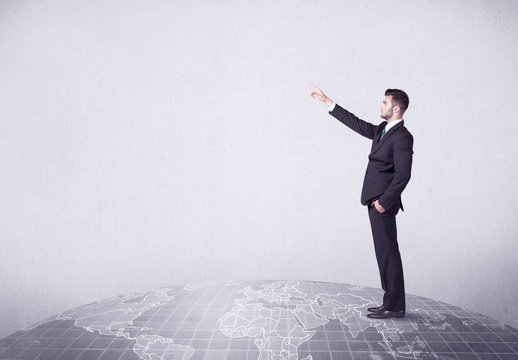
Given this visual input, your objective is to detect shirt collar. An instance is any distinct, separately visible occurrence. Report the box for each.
[385,118,403,132]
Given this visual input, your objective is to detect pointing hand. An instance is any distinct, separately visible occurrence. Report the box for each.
[310,84,333,107]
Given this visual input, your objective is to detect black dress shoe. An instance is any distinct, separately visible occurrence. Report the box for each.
[367,305,386,313]
[367,310,405,319]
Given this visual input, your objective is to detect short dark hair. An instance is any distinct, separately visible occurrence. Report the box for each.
[385,89,409,113]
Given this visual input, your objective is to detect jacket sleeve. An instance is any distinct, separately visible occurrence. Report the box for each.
[378,132,414,210]
[329,103,377,140]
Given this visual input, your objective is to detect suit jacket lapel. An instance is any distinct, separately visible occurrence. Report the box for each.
[370,120,404,156]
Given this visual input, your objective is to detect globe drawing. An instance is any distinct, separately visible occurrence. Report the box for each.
[1,280,517,360]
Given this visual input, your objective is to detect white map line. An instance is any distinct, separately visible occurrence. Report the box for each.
[217,280,478,360]
[13,280,515,360]
[54,287,195,360]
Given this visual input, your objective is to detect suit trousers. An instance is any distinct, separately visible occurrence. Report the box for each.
[367,203,405,311]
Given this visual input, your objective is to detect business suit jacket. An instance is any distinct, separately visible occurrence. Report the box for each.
[330,104,413,211]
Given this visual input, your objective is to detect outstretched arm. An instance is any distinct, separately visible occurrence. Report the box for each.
[311,84,377,140]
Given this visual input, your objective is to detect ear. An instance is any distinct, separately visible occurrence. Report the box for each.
[393,105,401,114]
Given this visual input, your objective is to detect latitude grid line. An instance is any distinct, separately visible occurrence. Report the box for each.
[335,282,371,358]
[336,284,404,359]
[156,284,213,334]
[467,317,518,359]
[248,296,262,360]
[203,283,240,360]
[253,294,269,359]
[409,295,464,360]
[198,283,231,359]
[312,286,334,359]
[409,295,502,360]
[229,283,251,359]
[39,320,76,358]
[186,284,220,358]
[2,282,518,360]
[13,320,62,359]
[299,282,332,359]
[450,306,518,357]
[42,318,93,360]
[241,284,261,359]
[131,286,187,356]
[368,285,416,358]
[311,283,347,360]
[1,320,65,360]
[115,286,194,360]
[159,285,213,359]
[435,316,490,360]
[444,302,511,359]
[109,289,160,357]
[328,283,359,359]
[169,284,220,358]
[373,289,422,356]
[339,283,375,359]
[156,287,192,331]
[73,328,117,360]
[190,284,223,359]
[242,281,312,360]
[158,288,196,334]
[324,283,352,360]
[99,289,177,360]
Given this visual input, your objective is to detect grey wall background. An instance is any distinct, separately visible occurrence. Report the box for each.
[1,0,517,338]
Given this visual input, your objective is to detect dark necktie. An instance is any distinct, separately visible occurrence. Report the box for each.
[379,128,386,141]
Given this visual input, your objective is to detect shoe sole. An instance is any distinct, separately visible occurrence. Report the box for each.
[366,313,405,319]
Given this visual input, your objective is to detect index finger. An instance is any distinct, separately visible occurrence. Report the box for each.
[311,83,322,91]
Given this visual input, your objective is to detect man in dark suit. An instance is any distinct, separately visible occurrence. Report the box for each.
[310,85,413,319]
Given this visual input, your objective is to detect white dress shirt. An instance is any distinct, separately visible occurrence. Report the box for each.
[384,118,403,133]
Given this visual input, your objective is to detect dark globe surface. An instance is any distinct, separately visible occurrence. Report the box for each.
[1,280,517,360]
